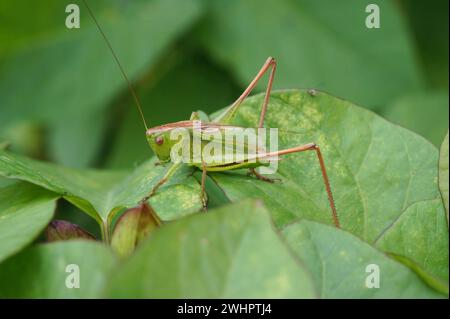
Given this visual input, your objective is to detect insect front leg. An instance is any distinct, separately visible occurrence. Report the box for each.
[140,162,182,204]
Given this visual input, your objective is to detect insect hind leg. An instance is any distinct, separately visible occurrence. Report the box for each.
[214,57,276,126]
[258,143,340,228]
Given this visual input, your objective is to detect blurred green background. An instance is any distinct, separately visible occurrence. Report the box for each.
[0,0,448,171]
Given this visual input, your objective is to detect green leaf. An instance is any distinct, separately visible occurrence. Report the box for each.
[0,151,202,226]
[0,0,204,167]
[105,200,316,298]
[208,89,448,290]
[0,182,58,263]
[374,199,448,293]
[282,220,444,298]
[439,132,449,221]
[0,241,116,298]
[197,0,422,109]
[384,91,449,146]
[0,178,14,188]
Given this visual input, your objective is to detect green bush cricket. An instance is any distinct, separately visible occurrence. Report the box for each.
[84,0,340,228]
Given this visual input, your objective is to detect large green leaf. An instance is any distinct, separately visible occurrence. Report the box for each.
[0,0,203,167]
[210,90,444,236]
[197,0,422,109]
[282,221,444,298]
[106,200,316,298]
[0,183,58,263]
[0,151,202,226]
[384,91,449,146]
[208,90,448,289]
[0,241,116,298]
[439,132,449,221]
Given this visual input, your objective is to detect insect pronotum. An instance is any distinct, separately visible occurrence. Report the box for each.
[83,0,340,228]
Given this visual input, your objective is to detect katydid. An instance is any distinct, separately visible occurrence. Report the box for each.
[84,0,340,228]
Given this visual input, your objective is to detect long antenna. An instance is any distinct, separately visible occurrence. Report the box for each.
[82,0,148,130]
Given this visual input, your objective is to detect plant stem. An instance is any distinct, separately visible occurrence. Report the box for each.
[101,221,110,244]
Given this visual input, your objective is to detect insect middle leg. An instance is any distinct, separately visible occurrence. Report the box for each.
[200,161,208,210]
[247,168,281,183]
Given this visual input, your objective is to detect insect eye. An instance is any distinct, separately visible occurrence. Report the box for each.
[155,136,164,145]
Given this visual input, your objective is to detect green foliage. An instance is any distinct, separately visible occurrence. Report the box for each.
[106,200,316,298]
[0,0,447,167]
[210,91,446,240]
[0,241,116,298]
[197,0,422,109]
[0,151,202,226]
[0,0,448,299]
[212,91,449,293]
[374,199,448,294]
[0,183,58,263]
[0,0,203,167]
[0,91,448,298]
[282,221,443,298]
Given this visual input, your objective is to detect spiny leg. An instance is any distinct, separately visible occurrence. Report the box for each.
[261,143,340,228]
[214,57,277,126]
[313,146,340,228]
[139,162,182,204]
